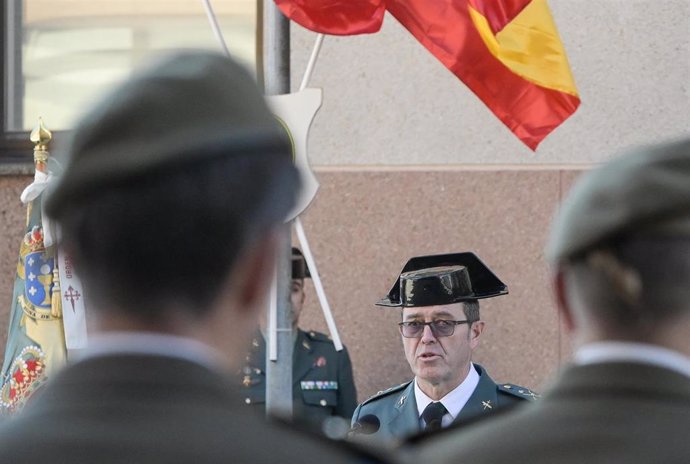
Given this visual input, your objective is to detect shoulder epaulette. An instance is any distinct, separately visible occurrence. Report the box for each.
[498,383,540,401]
[306,330,332,343]
[361,381,412,406]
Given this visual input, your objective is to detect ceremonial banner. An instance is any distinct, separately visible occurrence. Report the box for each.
[0,122,68,415]
[275,0,580,150]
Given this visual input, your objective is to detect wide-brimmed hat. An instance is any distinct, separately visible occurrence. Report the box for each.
[376,252,508,307]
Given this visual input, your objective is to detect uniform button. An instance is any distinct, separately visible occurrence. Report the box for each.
[245,398,251,404]
[319,399,327,407]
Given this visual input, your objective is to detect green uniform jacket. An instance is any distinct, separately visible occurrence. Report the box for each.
[351,364,535,444]
[241,329,358,423]
[0,354,387,464]
[413,362,690,464]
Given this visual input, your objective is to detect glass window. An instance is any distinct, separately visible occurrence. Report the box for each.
[4,0,257,132]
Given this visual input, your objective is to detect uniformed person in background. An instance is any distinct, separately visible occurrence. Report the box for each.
[410,138,690,463]
[351,252,535,444]
[241,247,358,425]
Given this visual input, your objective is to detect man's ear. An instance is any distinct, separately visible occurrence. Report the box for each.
[554,267,575,333]
[469,320,485,349]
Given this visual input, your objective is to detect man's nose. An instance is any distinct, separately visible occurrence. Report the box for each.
[420,324,437,343]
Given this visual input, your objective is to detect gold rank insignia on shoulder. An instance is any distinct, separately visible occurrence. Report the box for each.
[500,383,540,400]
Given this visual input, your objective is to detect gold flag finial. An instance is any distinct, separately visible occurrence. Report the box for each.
[29,118,52,173]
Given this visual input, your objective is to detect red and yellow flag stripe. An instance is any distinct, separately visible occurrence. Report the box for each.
[387,0,580,150]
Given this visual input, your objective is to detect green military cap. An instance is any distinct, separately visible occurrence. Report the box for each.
[547,137,690,263]
[45,50,290,217]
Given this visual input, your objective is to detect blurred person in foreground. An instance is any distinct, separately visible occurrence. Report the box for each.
[351,253,536,445]
[240,247,357,424]
[409,138,690,464]
[0,50,392,464]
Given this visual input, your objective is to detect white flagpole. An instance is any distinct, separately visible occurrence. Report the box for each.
[201,0,232,57]
[294,32,344,351]
[294,218,343,351]
[299,33,324,91]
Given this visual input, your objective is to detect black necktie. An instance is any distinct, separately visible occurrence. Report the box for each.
[422,401,447,432]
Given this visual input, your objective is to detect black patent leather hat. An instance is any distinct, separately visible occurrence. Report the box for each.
[291,247,311,279]
[376,252,508,307]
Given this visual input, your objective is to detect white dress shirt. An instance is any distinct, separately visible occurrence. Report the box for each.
[574,341,690,379]
[415,363,480,428]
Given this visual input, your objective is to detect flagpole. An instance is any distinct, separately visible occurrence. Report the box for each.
[292,32,344,351]
[201,0,232,57]
[200,0,293,417]
[261,0,293,418]
[298,33,324,91]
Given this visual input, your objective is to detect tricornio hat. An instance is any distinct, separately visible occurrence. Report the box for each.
[291,247,311,279]
[376,252,508,307]
[547,137,690,263]
[45,50,292,217]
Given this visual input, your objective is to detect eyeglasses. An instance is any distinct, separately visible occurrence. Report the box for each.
[398,320,474,338]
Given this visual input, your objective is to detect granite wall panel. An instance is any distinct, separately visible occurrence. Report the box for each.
[0,169,587,404]
[0,176,32,355]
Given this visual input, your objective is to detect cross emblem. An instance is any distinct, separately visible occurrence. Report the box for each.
[28,272,36,281]
[526,391,540,399]
[63,286,81,312]
[28,286,37,296]
[481,400,492,410]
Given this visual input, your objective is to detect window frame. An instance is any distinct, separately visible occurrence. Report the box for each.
[1,0,34,171]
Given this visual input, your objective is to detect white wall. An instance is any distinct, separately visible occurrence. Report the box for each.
[290,0,690,166]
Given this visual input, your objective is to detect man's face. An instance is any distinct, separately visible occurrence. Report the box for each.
[401,303,484,389]
[290,278,305,329]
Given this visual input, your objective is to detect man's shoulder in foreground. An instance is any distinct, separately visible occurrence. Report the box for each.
[408,362,690,464]
[0,355,393,464]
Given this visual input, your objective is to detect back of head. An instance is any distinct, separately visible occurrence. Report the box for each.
[45,51,300,318]
[547,138,690,340]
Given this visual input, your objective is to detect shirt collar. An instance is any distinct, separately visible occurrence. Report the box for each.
[414,363,480,420]
[574,341,690,378]
[75,331,223,371]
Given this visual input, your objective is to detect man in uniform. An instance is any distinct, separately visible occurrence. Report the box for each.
[413,138,690,463]
[351,252,536,444]
[241,247,358,424]
[0,51,390,464]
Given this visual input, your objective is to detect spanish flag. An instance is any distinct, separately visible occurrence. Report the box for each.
[387,0,580,150]
[276,0,580,150]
